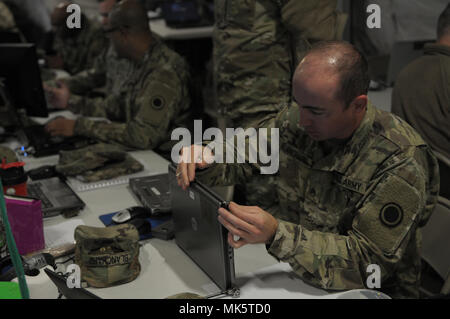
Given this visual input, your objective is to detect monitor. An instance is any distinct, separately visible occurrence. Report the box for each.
[0,43,48,117]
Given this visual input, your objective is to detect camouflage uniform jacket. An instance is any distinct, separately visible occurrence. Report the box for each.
[67,42,135,97]
[53,17,108,75]
[197,102,440,298]
[0,1,16,30]
[214,0,347,127]
[70,38,191,153]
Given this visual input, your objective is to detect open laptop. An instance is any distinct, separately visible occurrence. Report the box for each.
[27,176,85,218]
[129,173,172,215]
[168,163,235,292]
[44,268,101,299]
[21,125,95,158]
[0,43,94,157]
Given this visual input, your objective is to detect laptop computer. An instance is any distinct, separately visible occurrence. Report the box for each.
[44,268,101,299]
[129,173,171,215]
[21,125,96,158]
[168,163,235,292]
[27,176,85,218]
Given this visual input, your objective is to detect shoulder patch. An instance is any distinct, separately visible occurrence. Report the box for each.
[379,203,403,227]
[151,95,165,110]
[352,173,424,255]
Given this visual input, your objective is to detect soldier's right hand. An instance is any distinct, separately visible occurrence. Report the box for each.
[176,144,214,190]
[44,80,70,109]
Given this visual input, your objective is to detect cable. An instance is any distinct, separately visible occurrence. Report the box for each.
[0,182,29,299]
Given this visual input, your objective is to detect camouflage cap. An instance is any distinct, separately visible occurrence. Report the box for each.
[165,292,205,299]
[56,143,144,182]
[74,224,141,288]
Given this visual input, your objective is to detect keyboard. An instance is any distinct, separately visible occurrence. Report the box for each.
[22,125,95,157]
[27,182,54,210]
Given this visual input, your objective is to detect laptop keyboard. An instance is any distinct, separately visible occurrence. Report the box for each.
[27,183,54,210]
[22,125,95,157]
[24,125,54,146]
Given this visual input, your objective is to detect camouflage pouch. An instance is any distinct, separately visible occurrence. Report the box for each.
[74,224,141,288]
[0,146,18,163]
[56,143,144,182]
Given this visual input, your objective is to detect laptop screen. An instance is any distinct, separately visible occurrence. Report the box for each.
[168,163,235,292]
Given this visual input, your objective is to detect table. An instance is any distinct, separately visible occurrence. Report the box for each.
[2,134,389,299]
[149,19,213,40]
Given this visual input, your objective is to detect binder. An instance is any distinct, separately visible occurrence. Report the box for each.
[4,195,45,255]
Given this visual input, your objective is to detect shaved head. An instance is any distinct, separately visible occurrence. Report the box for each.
[292,41,369,141]
[294,41,370,108]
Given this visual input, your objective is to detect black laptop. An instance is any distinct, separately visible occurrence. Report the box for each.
[129,173,171,215]
[168,163,235,292]
[22,125,96,158]
[27,176,85,218]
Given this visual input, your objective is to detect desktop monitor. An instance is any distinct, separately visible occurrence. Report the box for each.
[0,43,48,117]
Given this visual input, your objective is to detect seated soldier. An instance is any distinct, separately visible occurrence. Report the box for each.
[44,0,191,158]
[392,4,450,200]
[176,41,440,298]
[57,0,135,105]
[45,1,108,75]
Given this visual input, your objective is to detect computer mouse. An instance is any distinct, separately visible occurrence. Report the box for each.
[27,165,57,180]
[127,218,152,237]
[112,206,152,224]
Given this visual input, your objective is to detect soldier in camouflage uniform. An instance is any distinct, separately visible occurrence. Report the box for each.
[176,42,440,298]
[213,0,347,209]
[214,0,347,129]
[46,1,108,75]
[44,0,191,158]
[64,0,135,100]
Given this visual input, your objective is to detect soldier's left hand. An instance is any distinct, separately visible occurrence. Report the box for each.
[45,117,76,137]
[218,201,278,249]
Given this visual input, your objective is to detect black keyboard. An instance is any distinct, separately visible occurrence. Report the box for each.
[27,182,54,210]
[22,125,96,157]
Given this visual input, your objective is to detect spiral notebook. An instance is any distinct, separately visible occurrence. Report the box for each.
[66,169,155,192]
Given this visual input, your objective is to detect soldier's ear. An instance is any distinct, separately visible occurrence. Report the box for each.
[350,95,368,113]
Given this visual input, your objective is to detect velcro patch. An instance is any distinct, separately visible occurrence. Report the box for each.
[151,95,165,110]
[379,203,403,227]
[353,174,423,255]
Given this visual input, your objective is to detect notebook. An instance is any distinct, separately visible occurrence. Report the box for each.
[27,176,85,217]
[67,169,153,192]
[168,163,235,292]
[4,195,45,255]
